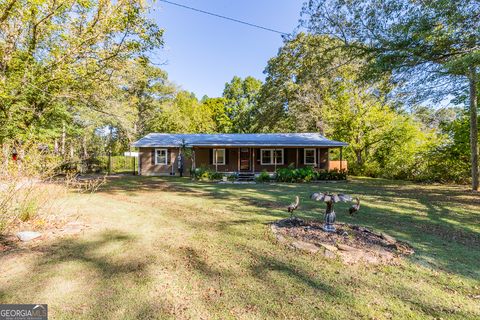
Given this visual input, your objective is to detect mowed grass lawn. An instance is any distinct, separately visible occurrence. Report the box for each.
[1,176,479,319]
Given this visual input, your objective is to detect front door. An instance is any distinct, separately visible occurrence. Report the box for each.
[240,148,250,171]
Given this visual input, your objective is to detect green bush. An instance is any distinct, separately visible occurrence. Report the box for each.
[297,166,316,182]
[209,171,223,180]
[276,164,297,182]
[256,170,271,183]
[227,173,237,182]
[322,169,347,180]
[276,165,317,182]
[275,165,347,182]
[192,167,223,181]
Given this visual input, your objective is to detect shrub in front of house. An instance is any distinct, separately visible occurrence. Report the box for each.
[276,165,316,182]
[227,173,237,182]
[315,168,347,181]
[256,170,271,183]
[275,165,347,182]
[192,167,223,181]
[324,168,347,180]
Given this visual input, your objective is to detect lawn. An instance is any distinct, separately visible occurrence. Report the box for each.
[1,176,479,319]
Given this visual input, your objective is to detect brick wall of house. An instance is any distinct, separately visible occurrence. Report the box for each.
[139,146,333,175]
[194,148,239,172]
[139,147,192,176]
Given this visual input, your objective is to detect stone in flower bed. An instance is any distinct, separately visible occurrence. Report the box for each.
[271,218,414,265]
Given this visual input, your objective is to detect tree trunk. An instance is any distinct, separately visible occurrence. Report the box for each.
[82,135,88,159]
[469,67,479,191]
[355,149,362,166]
[61,122,66,156]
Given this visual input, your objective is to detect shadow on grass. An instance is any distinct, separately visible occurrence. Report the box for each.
[77,176,480,296]
[0,230,167,319]
[95,176,480,281]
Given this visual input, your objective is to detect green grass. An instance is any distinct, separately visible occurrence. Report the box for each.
[1,176,479,319]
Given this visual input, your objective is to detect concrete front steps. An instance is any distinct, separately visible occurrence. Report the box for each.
[236,172,255,182]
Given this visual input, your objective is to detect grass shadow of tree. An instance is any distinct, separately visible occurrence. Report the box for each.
[0,230,164,319]
[95,176,480,280]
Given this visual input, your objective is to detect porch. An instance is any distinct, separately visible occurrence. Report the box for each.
[192,146,346,174]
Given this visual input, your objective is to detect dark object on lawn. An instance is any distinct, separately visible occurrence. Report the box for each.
[349,197,360,214]
[287,196,300,217]
[310,192,360,232]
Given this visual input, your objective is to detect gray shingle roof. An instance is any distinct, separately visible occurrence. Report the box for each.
[132,133,347,148]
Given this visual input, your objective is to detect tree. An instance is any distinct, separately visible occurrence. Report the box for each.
[420,113,471,183]
[201,97,232,133]
[0,0,163,147]
[150,91,215,134]
[223,76,262,133]
[302,0,480,190]
[255,33,358,132]
[116,57,175,141]
[256,32,438,178]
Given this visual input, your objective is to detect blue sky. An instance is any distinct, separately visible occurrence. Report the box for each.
[150,0,305,98]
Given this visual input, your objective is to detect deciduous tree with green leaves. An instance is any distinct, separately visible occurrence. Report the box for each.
[223,76,262,133]
[0,0,163,146]
[302,0,480,190]
[256,32,437,178]
[150,91,215,134]
[201,97,232,133]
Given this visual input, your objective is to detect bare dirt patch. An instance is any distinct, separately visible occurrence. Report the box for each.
[272,218,414,265]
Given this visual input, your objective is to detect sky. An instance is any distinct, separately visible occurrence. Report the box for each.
[149,0,305,98]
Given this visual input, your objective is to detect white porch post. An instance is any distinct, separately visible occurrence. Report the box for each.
[274,148,277,172]
[296,148,299,168]
[252,148,255,173]
[340,147,343,171]
[192,148,196,171]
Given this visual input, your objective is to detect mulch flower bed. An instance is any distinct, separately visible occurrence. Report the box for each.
[272,217,414,265]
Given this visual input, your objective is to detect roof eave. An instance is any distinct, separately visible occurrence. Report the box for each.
[131,143,348,148]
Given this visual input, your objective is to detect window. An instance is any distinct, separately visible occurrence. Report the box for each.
[213,149,225,165]
[261,149,271,165]
[304,148,316,165]
[155,149,168,165]
[274,149,283,165]
[261,149,283,165]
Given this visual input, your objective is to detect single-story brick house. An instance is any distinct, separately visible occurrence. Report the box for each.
[132,133,347,176]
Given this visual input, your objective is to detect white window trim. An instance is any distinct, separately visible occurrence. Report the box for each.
[260,149,284,165]
[304,148,316,166]
[155,148,168,165]
[260,149,271,165]
[213,148,226,165]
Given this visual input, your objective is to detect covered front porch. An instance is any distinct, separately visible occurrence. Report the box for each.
[191,146,346,174]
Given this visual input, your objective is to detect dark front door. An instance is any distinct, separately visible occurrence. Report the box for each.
[240,148,250,171]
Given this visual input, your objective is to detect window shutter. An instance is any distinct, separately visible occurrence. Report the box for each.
[209,149,213,164]
[151,149,155,164]
[167,149,171,164]
[225,149,229,164]
[299,148,304,164]
[284,148,288,164]
[256,149,260,164]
